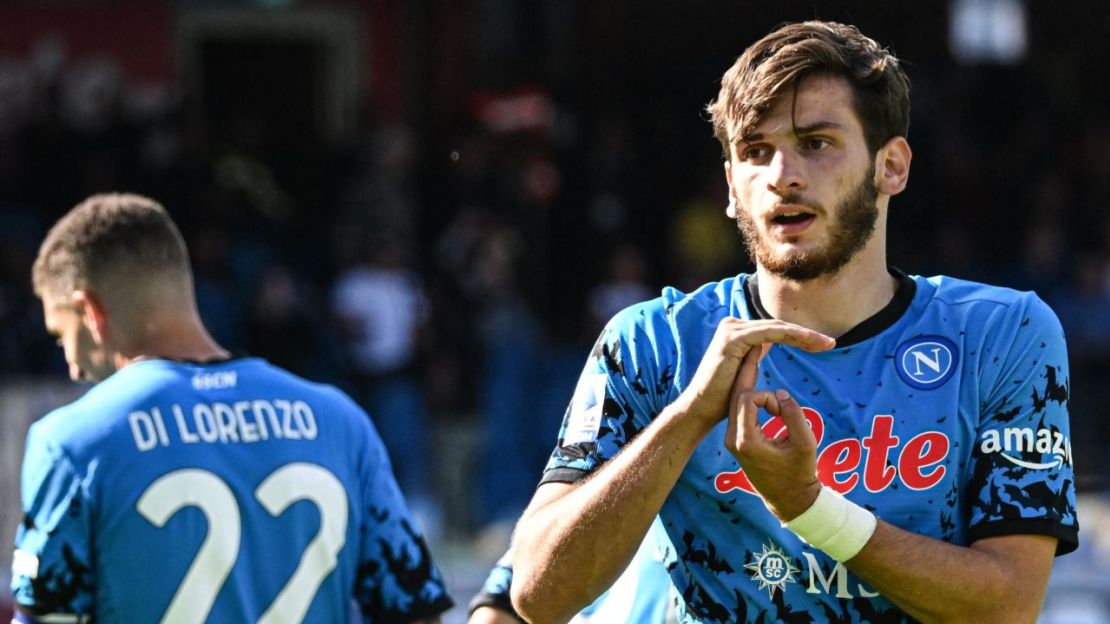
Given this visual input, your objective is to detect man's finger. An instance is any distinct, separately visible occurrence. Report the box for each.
[719,322,835,358]
[757,343,771,364]
[736,389,777,448]
[735,342,764,392]
[773,389,816,450]
[725,401,740,449]
[793,332,837,352]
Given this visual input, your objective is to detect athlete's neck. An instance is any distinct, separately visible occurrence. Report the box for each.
[113,316,230,369]
[754,253,898,340]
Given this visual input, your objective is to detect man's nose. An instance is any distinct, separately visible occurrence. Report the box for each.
[767,148,806,194]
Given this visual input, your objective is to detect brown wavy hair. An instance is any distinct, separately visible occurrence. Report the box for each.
[707,21,910,158]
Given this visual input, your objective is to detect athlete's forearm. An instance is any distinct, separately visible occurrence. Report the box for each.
[510,400,712,624]
[846,522,1055,623]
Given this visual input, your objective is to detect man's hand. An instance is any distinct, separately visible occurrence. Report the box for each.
[724,344,822,522]
[679,318,834,432]
[511,317,833,623]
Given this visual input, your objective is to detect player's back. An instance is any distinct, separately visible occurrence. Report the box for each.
[15,357,450,623]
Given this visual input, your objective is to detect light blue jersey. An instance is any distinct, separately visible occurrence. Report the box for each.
[11,357,452,623]
[572,518,677,624]
[543,271,1078,623]
[470,518,676,623]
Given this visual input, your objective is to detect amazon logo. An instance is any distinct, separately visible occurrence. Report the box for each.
[979,427,1072,469]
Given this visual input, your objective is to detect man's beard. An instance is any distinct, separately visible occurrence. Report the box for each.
[736,164,879,281]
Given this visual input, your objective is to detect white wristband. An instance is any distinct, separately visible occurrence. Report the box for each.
[784,486,877,562]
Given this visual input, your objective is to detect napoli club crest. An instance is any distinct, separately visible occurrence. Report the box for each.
[895,336,958,390]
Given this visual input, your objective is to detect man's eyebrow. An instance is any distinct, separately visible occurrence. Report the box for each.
[792,121,846,135]
[737,121,847,144]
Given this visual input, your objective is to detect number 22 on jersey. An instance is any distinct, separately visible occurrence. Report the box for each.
[137,463,348,624]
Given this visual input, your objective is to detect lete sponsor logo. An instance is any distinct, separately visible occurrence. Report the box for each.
[714,408,950,495]
[980,427,1072,469]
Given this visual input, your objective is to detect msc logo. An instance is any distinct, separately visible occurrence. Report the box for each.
[800,553,879,599]
[896,336,958,390]
[744,542,880,600]
[745,543,799,598]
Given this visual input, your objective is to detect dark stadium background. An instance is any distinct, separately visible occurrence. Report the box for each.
[0,1,1107,621]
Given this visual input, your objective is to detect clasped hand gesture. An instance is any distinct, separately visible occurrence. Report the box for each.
[681,318,835,522]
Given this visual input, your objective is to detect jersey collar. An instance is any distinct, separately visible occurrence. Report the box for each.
[744,268,916,348]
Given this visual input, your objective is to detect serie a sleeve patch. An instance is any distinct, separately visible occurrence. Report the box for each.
[12,549,39,579]
[563,373,608,445]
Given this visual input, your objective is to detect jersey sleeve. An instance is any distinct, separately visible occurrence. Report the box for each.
[467,550,523,621]
[541,303,671,484]
[353,419,453,622]
[11,422,96,620]
[969,293,1078,554]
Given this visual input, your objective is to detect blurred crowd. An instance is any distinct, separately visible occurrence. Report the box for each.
[1,10,1109,545]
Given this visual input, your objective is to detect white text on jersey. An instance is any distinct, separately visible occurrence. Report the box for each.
[191,371,238,390]
[128,400,318,451]
[979,427,1072,469]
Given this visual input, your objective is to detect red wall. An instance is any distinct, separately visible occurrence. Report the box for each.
[0,0,175,83]
[0,0,404,117]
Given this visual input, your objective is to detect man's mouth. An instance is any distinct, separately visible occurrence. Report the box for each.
[772,211,816,225]
[766,205,818,236]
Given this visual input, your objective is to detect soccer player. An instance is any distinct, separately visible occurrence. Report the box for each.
[511,21,1078,623]
[10,194,453,623]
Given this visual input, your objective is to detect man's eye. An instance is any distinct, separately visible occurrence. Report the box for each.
[742,145,771,161]
[804,137,831,151]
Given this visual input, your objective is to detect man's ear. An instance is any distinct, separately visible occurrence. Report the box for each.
[875,136,912,196]
[72,290,110,343]
[724,161,738,218]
